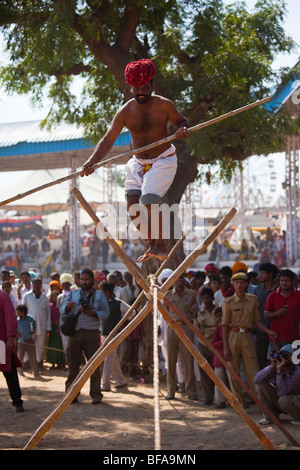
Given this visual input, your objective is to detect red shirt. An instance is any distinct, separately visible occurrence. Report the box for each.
[264,287,300,342]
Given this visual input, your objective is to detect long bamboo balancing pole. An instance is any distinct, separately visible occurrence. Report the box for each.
[0,98,270,208]
[157,301,277,451]
[163,297,300,448]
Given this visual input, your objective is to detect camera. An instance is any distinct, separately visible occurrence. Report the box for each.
[271,350,291,361]
[271,351,281,360]
[81,298,90,311]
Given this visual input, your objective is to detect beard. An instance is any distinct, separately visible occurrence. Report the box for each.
[81,283,92,291]
[135,94,152,104]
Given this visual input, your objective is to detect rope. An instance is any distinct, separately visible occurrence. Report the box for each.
[22,341,65,354]
[150,276,161,450]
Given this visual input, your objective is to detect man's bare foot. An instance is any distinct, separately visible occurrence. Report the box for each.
[137,244,167,262]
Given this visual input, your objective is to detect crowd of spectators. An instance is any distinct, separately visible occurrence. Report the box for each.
[1,258,299,427]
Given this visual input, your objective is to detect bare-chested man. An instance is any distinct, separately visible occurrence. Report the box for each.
[81,59,189,262]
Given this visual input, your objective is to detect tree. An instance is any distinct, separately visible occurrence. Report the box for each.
[0,0,297,208]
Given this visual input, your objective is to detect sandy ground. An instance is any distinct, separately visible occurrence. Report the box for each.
[1,362,300,454]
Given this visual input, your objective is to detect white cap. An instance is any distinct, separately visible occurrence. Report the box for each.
[157,269,174,285]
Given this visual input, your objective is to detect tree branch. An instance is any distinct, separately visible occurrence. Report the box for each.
[52,63,92,78]
[72,13,112,63]
[87,0,111,22]
[115,3,140,52]
[0,8,50,27]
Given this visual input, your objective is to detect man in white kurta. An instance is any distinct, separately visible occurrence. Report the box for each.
[23,277,51,365]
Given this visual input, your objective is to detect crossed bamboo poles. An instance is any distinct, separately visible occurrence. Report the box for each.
[23,187,299,451]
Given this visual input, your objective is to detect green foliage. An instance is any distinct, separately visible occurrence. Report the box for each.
[0,0,298,184]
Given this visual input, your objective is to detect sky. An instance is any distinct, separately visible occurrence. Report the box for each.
[0,0,299,193]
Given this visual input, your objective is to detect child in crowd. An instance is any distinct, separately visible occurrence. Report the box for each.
[2,281,18,309]
[16,304,40,378]
[47,291,65,369]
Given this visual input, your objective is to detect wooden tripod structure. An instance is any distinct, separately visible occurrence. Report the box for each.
[23,187,289,451]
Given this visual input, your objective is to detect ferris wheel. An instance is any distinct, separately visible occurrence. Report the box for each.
[239,154,283,209]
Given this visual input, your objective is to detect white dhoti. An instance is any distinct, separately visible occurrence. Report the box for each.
[124,145,177,205]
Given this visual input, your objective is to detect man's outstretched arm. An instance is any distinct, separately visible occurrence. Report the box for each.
[81,110,125,176]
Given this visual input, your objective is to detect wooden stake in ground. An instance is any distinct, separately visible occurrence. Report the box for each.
[0,97,270,208]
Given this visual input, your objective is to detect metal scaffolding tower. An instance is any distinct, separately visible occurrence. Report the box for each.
[285,135,300,264]
[232,165,246,241]
[67,157,81,271]
[102,164,118,203]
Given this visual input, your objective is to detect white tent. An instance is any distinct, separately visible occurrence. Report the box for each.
[0,168,125,207]
[42,209,97,230]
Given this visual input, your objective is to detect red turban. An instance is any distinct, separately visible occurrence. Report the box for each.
[204,263,219,275]
[124,59,156,87]
[93,270,106,281]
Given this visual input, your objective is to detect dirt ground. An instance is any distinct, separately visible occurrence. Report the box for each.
[1,362,300,453]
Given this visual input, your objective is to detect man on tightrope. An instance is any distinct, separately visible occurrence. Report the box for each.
[81,58,189,262]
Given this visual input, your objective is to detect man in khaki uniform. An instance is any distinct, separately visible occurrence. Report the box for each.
[165,274,198,401]
[222,272,276,406]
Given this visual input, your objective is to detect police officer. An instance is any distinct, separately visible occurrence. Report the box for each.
[222,272,276,407]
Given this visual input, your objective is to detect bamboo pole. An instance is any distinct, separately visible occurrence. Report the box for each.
[23,299,153,450]
[157,301,277,451]
[0,98,270,208]
[163,297,300,448]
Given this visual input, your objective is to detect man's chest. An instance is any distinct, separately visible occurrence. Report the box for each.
[125,108,168,135]
[228,300,255,322]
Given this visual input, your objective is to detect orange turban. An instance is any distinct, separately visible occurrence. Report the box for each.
[232,262,248,275]
[49,280,63,293]
[124,59,156,87]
